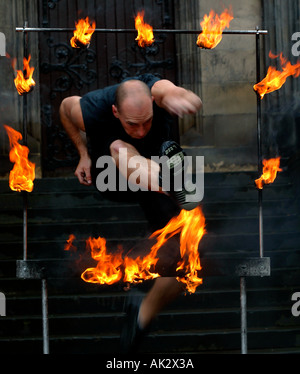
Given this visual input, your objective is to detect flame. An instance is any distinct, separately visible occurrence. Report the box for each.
[135,10,155,47]
[3,125,35,192]
[150,206,205,293]
[255,157,282,189]
[81,237,123,285]
[78,207,205,293]
[70,17,96,48]
[14,55,35,95]
[197,7,234,49]
[254,52,300,99]
[123,254,160,284]
[64,234,77,252]
[81,236,161,286]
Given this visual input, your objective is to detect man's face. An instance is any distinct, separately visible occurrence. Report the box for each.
[112,96,153,139]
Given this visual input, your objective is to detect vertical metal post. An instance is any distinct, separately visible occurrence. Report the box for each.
[22,21,28,261]
[239,25,265,355]
[41,279,50,354]
[22,20,50,354]
[240,277,248,354]
[258,191,264,257]
[256,26,264,258]
[22,192,28,261]
[23,21,28,145]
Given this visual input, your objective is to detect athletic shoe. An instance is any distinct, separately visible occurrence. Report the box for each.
[159,140,200,211]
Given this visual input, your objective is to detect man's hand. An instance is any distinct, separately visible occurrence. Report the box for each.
[152,80,202,118]
[75,155,92,186]
[161,88,202,118]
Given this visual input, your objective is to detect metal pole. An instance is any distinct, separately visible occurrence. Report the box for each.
[22,192,28,261]
[41,279,50,354]
[22,21,28,261]
[22,21,28,144]
[240,277,248,354]
[15,26,268,35]
[256,26,264,258]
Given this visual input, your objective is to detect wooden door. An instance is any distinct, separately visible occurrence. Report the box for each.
[38,0,177,176]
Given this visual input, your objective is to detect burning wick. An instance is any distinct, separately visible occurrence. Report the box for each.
[254,51,300,99]
[67,207,206,294]
[135,10,155,48]
[14,55,35,95]
[197,7,234,49]
[3,125,35,193]
[70,17,96,49]
[255,157,282,189]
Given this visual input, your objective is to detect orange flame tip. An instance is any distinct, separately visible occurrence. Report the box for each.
[70,17,96,48]
[64,234,77,252]
[254,52,300,99]
[135,10,155,47]
[255,157,282,189]
[150,207,205,293]
[81,237,123,285]
[3,125,35,192]
[14,55,36,95]
[197,7,234,49]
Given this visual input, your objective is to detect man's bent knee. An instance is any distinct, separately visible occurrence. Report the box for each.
[110,139,128,155]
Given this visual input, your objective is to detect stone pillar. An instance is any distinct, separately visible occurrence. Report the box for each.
[0,0,41,178]
[261,0,300,160]
[174,0,202,136]
[174,0,262,171]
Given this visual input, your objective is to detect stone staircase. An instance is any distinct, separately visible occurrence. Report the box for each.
[0,166,299,354]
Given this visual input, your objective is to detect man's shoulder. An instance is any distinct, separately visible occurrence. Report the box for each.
[123,74,160,89]
[81,84,119,114]
[82,83,118,101]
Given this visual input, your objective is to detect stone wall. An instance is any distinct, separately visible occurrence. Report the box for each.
[0,0,41,178]
[261,0,300,161]
[175,0,262,171]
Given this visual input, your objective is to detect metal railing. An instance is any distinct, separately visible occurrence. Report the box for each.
[15,22,269,355]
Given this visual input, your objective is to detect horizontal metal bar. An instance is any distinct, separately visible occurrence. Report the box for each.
[200,257,270,277]
[16,259,74,279]
[16,257,270,280]
[15,27,268,35]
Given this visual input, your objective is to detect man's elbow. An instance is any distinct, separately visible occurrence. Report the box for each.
[59,96,85,132]
[59,97,74,120]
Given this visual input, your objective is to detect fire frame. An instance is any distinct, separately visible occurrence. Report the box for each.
[15,23,269,355]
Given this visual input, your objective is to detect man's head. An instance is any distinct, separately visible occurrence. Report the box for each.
[112,80,154,139]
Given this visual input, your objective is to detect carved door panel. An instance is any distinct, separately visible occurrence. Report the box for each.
[38,0,177,176]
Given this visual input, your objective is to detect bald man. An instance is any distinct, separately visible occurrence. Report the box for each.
[59,74,202,353]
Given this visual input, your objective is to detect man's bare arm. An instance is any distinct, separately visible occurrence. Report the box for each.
[151,79,202,118]
[59,96,92,185]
